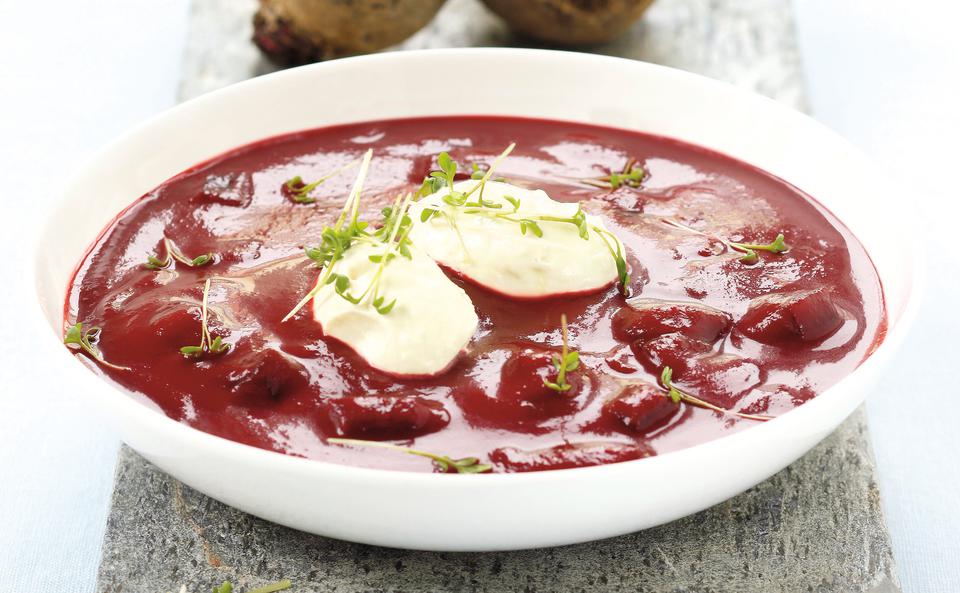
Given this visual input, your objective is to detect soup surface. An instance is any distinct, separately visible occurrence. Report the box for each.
[65,116,885,473]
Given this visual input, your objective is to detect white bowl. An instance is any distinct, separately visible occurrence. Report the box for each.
[33,48,920,551]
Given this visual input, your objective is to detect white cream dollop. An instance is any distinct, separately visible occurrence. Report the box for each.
[409,180,622,298]
[311,242,478,376]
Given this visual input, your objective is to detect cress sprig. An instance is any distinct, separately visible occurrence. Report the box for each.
[543,314,580,392]
[283,149,374,321]
[63,322,130,370]
[322,194,415,315]
[326,438,492,474]
[180,278,230,359]
[283,158,361,204]
[663,218,790,265]
[283,150,413,321]
[418,145,631,296]
[581,157,646,190]
[659,366,772,422]
[145,237,214,270]
[728,234,790,264]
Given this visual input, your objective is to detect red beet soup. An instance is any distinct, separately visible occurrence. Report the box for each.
[64,116,885,473]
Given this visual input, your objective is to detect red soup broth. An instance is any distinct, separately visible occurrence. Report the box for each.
[65,116,885,473]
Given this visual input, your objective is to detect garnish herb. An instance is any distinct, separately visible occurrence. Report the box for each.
[416,175,444,198]
[180,278,230,359]
[581,158,646,190]
[284,149,374,321]
[321,193,414,314]
[145,237,214,270]
[425,144,517,211]
[327,438,492,474]
[63,322,130,370]
[593,226,630,296]
[727,233,789,264]
[283,158,361,204]
[659,366,772,422]
[209,580,293,593]
[470,162,486,180]
[421,145,632,296]
[468,161,509,184]
[543,314,580,392]
[285,150,414,321]
[663,219,789,265]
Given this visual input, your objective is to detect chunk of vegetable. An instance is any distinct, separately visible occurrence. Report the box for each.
[736,288,844,345]
[490,441,652,472]
[612,298,732,344]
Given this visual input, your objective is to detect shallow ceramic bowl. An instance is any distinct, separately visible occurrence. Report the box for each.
[33,48,919,551]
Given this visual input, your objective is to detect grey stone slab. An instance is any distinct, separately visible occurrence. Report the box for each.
[97,410,898,593]
[98,0,899,591]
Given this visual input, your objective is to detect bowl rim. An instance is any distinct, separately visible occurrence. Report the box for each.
[33,47,924,486]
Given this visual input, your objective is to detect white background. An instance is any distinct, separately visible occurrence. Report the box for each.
[1,1,957,591]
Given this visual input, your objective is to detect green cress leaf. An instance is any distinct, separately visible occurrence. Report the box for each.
[471,162,486,180]
[590,225,630,296]
[659,366,683,404]
[63,322,130,371]
[417,176,444,198]
[448,457,492,474]
[372,296,397,315]
[731,233,790,255]
[284,175,316,203]
[420,207,438,222]
[737,249,760,265]
[581,158,646,190]
[145,253,170,270]
[145,237,214,270]
[518,219,543,238]
[284,158,361,204]
[437,151,455,179]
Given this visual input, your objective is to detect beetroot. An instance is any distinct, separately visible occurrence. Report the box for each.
[736,384,816,416]
[736,288,844,345]
[612,298,732,344]
[490,441,652,472]
[497,348,584,403]
[631,332,713,375]
[679,353,763,408]
[632,332,762,408]
[221,348,310,405]
[603,382,679,435]
[456,347,583,431]
[320,395,450,440]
